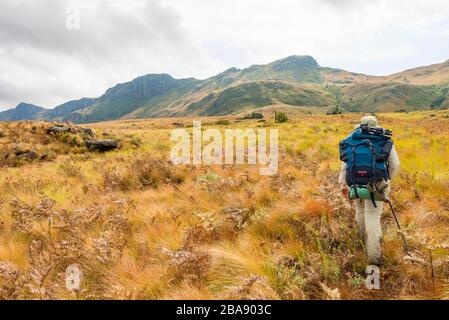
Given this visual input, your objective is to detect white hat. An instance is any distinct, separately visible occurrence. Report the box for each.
[360,116,379,128]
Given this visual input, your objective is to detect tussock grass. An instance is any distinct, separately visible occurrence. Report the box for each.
[0,111,448,299]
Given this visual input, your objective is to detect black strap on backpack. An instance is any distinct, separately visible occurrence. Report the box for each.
[350,146,359,198]
[366,141,378,208]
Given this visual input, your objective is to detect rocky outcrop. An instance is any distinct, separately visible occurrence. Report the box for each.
[47,126,72,134]
[85,139,119,152]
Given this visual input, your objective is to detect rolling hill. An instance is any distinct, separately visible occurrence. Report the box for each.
[183,81,335,116]
[1,55,448,123]
[341,83,449,112]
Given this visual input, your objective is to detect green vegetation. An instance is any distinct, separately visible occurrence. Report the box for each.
[275,111,288,123]
[188,81,336,116]
[215,120,231,126]
[2,56,449,123]
[243,112,264,120]
[342,83,449,112]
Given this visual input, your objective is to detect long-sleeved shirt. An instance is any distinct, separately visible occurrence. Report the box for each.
[338,145,400,187]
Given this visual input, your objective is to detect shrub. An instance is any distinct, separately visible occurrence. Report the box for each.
[101,166,136,191]
[59,160,82,178]
[160,247,211,284]
[122,134,142,148]
[327,105,343,115]
[196,172,219,183]
[275,112,288,123]
[131,156,186,188]
[243,112,264,120]
[215,120,231,126]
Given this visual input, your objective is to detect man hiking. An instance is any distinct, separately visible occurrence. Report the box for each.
[338,116,400,266]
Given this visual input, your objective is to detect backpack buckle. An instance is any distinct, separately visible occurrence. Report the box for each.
[356,171,369,177]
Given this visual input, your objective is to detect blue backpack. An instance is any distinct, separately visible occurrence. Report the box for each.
[339,126,393,188]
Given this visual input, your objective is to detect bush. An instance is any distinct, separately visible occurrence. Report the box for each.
[327,105,343,115]
[59,160,82,178]
[132,156,186,188]
[243,112,264,120]
[275,112,288,123]
[122,134,142,148]
[101,166,136,191]
[215,120,231,126]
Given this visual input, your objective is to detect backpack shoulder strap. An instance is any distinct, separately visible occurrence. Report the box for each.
[381,139,394,179]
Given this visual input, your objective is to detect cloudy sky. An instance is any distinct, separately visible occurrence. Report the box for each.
[1,0,449,110]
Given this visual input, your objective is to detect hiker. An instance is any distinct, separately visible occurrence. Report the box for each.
[338,116,400,266]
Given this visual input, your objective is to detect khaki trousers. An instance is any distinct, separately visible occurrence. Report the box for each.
[355,198,384,266]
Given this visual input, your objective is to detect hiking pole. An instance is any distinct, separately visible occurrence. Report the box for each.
[387,200,410,255]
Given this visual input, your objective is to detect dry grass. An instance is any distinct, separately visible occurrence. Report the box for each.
[0,110,448,300]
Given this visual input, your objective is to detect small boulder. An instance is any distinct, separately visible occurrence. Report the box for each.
[78,127,95,137]
[85,139,119,152]
[47,126,72,135]
[17,151,39,161]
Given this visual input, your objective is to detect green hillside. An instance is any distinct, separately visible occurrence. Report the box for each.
[237,56,324,83]
[184,81,335,116]
[341,83,449,112]
[1,55,448,123]
[66,75,199,123]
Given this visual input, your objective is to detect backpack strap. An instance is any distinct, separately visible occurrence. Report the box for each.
[381,140,393,180]
[367,141,377,184]
[385,160,391,180]
[351,146,357,190]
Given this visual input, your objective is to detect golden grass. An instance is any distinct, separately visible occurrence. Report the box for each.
[0,110,448,299]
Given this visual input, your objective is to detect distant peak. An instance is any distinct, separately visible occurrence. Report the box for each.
[285,55,316,60]
[16,102,31,107]
[147,73,179,80]
[271,55,319,70]
[140,73,173,78]
[276,55,318,63]
[223,67,240,73]
[16,102,44,110]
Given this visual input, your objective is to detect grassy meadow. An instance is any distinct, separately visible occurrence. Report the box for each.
[0,110,448,300]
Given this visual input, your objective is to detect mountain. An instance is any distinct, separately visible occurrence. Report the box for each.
[1,55,448,123]
[65,74,200,123]
[382,59,449,85]
[46,98,97,120]
[0,103,46,121]
[208,55,323,84]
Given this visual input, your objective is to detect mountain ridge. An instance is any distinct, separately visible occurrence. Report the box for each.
[1,55,448,123]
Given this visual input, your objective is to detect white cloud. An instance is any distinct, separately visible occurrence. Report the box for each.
[1,0,449,110]
[0,0,223,109]
[166,0,449,74]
